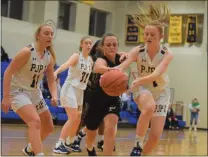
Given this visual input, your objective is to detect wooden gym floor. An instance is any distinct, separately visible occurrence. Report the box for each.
[1,124,207,156]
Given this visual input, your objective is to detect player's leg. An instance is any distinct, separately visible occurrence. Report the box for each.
[72,101,88,150]
[53,84,81,154]
[65,87,85,152]
[11,88,44,156]
[142,116,166,155]
[97,121,105,151]
[85,103,104,156]
[64,108,82,149]
[85,128,97,156]
[103,114,118,156]
[17,105,44,156]
[142,87,170,155]
[130,89,155,156]
[24,97,54,155]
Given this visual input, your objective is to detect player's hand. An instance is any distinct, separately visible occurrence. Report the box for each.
[2,96,11,114]
[51,97,58,106]
[54,72,57,80]
[119,52,128,63]
[130,79,141,91]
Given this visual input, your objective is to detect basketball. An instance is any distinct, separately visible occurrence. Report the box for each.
[100,70,128,96]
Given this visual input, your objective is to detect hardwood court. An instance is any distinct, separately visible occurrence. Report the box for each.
[1,124,207,156]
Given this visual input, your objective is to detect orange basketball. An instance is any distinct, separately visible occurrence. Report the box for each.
[100,70,128,96]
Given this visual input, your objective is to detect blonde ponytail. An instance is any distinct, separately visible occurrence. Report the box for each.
[47,45,56,62]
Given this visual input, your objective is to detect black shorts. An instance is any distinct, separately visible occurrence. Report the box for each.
[79,90,89,127]
[84,89,121,130]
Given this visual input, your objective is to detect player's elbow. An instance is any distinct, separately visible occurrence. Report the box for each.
[93,63,102,74]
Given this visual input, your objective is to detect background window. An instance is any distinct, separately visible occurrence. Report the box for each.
[58,1,76,31]
[89,8,107,37]
[1,0,24,20]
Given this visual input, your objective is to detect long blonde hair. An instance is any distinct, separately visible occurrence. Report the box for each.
[34,23,56,62]
[131,3,170,34]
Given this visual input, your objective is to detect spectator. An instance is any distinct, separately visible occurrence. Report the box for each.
[189,98,200,131]
[166,105,179,129]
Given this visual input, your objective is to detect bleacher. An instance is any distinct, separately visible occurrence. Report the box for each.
[1,60,185,128]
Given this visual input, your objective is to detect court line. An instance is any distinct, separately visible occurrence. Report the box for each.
[1,136,192,141]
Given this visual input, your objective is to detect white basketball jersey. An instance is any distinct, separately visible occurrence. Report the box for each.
[11,44,51,90]
[136,44,169,92]
[65,53,92,90]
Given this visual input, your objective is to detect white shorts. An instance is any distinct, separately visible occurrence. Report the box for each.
[133,86,170,117]
[10,86,48,115]
[60,83,83,110]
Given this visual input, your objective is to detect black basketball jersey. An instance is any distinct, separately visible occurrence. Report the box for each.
[86,53,121,94]
[86,50,103,91]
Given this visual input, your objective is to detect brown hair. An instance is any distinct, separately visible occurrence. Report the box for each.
[99,33,119,47]
[98,33,119,56]
[131,3,170,34]
[34,24,56,62]
[79,36,91,52]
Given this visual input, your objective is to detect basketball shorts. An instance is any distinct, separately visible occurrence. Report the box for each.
[60,83,83,111]
[10,86,48,115]
[133,86,170,117]
[84,90,121,130]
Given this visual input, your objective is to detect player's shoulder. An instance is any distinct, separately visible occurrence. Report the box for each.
[161,45,172,55]
[138,44,145,53]
[17,46,32,56]
[70,52,80,60]
[160,45,174,61]
[131,44,145,54]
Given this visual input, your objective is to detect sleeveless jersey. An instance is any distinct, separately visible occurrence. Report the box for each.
[87,54,121,93]
[65,53,92,90]
[11,44,51,90]
[86,51,103,91]
[136,44,170,92]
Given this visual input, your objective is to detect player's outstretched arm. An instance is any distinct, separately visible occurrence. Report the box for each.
[117,46,139,71]
[46,56,58,106]
[3,47,31,98]
[94,58,109,74]
[2,47,31,113]
[132,50,174,88]
[54,53,79,76]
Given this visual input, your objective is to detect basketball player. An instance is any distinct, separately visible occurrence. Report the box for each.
[84,33,123,156]
[71,39,126,152]
[69,40,105,153]
[117,4,174,156]
[53,36,93,154]
[1,24,58,156]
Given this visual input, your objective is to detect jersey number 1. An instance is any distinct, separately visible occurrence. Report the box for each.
[80,72,89,83]
[30,74,40,88]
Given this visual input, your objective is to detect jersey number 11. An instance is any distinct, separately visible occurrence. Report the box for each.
[30,74,40,88]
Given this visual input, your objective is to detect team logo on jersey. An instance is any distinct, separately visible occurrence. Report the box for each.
[141,65,155,73]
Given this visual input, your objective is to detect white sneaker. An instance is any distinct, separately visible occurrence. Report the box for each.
[22,146,35,156]
[194,127,197,131]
